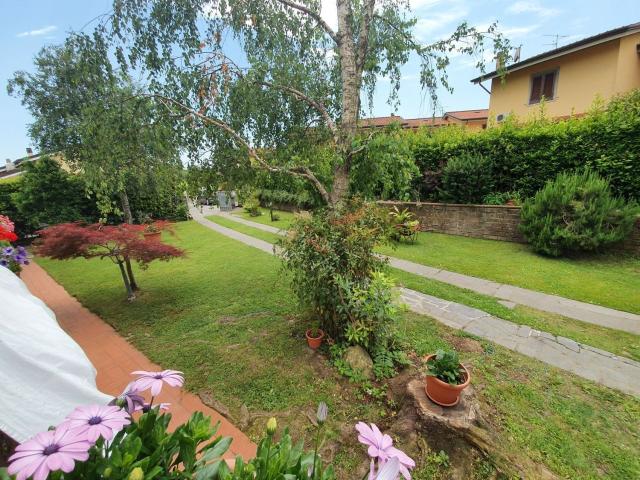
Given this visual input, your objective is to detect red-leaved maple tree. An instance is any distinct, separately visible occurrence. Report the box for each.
[36,222,185,300]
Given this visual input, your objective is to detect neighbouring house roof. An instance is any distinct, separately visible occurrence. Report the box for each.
[442,109,489,121]
[359,110,487,129]
[0,151,44,178]
[471,22,640,84]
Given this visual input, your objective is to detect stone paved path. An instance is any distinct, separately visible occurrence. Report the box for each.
[207,208,640,335]
[21,261,257,460]
[192,206,640,396]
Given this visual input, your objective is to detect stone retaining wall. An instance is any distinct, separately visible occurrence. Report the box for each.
[379,201,640,253]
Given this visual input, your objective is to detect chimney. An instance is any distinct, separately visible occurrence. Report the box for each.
[5,159,15,171]
[26,147,34,157]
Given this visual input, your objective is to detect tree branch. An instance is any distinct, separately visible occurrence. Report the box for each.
[153,95,332,204]
[258,79,338,144]
[273,0,339,44]
[356,0,376,75]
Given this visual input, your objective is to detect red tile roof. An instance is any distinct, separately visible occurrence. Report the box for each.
[443,109,489,121]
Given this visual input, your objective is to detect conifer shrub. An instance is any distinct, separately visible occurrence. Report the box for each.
[519,169,638,256]
[439,153,493,204]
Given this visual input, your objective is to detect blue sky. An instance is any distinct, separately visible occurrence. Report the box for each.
[1,0,638,161]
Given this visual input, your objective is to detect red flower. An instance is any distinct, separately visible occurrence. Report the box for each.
[0,226,18,243]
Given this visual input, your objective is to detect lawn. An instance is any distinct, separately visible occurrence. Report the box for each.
[224,208,640,314]
[38,220,640,479]
[379,231,640,314]
[207,215,640,361]
[232,207,297,228]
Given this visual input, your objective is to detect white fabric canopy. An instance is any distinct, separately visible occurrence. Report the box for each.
[0,267,110,442]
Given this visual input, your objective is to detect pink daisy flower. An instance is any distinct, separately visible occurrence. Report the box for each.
[8,426,92,480]
[63,405,130,442]
[109,382,145,414]
[356,422,415,480]
[131,369,184,396]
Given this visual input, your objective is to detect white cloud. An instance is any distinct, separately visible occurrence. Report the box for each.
[409,0,444,10]
[501,24,541,38]
[17,25,57,38]
[507,1,560,18]
[413,7,469,40]
[320,0,338,31]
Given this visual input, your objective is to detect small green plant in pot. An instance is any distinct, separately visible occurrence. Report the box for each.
[306,327,325,350]
[424,349,470,407]
[389,206,420,243]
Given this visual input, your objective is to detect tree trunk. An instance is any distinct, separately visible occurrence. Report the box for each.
[331,0,362,206]
[117,259,135,301]
[119,190,139,291]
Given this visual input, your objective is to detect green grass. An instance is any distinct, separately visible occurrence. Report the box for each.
[221,209,640,314]
[378,232,640,314]
[205,216,640,361]
[37,220,640,478]
[206,215,281,244]
[232,208,296,228]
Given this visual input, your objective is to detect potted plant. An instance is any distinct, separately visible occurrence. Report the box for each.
[305,327,325,350]
[143,222,162,242]
[424,349,470,407]
[389,206,420,243]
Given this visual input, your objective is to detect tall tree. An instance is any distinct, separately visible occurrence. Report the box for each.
[103,0,510,205]
[9,34,183,289]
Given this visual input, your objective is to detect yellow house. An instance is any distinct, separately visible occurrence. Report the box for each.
[471,22,640,123]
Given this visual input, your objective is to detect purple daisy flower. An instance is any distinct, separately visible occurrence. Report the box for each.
[356,422,415,480]
[63,405,130,442]
[3,246,14,255]
[8,426,92,480]
[131,369,184,396]
[109,382,145,414]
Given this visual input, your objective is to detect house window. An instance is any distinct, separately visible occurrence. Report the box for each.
[529,70,558,104]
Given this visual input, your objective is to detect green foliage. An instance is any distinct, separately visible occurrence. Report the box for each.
[336,272,408,378]
[426,349,465,385]
[350,126,419,201]
[12,157,98,231]
[412,90,640,201]
[257,188,316,210]
[520,169,638,257]
[0,181,30,238]
[278,200,391,340]
[439,153,493,204]
[57,409,230,479]
[388,206,420,242]
[482,191,521,206]
[243,192,262,217]
[211,425,334,480]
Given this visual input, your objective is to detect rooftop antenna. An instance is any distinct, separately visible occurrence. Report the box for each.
[543,34,571,49]
[513,45,522,62]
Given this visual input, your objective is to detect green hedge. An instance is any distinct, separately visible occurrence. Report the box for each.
[411,89,640,201]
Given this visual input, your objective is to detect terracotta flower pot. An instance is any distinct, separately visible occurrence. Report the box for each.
[144,231,162,242]
[305,329,325,350]
[424,354,471,407]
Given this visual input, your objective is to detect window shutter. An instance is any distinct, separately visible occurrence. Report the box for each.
[543,72,556,100]
[530,75,543,104]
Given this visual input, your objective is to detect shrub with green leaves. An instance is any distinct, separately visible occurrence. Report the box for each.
[279,200,391,337]
[412,90,640,201]
[520,169,638,256]
[439,153,493,204]
[12,157,99,231]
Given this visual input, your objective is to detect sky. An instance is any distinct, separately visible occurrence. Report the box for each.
[0,0,638,161]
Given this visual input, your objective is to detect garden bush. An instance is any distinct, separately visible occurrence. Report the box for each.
[410,89,640,201]
[439,153,493,204]
[278,200,406,376]
[12,157,99,231]
[519,169,638,257]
